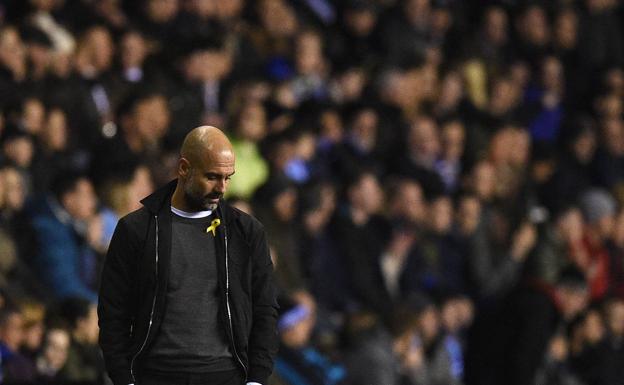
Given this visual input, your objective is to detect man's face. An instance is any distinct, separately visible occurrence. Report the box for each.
[0,313,24,351]
[64,179,97,221]
[396,182,425,224]
[353,174,383,215]
[44,329,70,370]
[182,149,235,211]
[134,95,170,144]
[557,286,589,320]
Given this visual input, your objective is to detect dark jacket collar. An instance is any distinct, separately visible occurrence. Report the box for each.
[140,179,178,214]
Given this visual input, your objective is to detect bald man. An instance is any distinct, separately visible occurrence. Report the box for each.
[98,127,278,385]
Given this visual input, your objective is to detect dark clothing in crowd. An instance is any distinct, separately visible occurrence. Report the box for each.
[0,343,37,384]
[57,340,107,384]
[330,209,393,315]
[345,327,401,385]
[466,282,560,385]
[28,197,98,302]
[274,345,347,385]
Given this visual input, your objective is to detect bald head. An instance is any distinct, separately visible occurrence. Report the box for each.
[181,126,234,165]
[173,126,236,211]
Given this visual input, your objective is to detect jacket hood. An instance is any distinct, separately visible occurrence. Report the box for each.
[140,179,177,214]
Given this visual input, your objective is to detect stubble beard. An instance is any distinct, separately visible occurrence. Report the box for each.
[184,183,219,212]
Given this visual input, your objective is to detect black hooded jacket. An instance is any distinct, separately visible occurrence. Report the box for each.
[97,180,278,385]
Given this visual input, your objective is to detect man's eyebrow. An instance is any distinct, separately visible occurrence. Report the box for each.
[204,171,236,177]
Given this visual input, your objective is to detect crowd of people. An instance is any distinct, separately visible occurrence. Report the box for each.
[1,0,624,384]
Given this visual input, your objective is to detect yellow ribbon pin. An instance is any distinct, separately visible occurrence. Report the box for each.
[206,218,221,236]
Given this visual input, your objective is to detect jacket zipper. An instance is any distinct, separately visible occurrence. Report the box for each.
[224,225,248,377]
[129,215,159,382]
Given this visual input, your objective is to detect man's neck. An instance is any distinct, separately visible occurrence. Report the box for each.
[171,185,188,212]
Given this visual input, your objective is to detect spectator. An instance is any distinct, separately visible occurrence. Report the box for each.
[290,29,329,102]
[402,293,461,385]
[273,297,347,385]
[1,127,35,195]
[330,0,380,69]
[377,0,434,66]
[330,170,391,316]
[514,4,551,67]
[466,205,537,301]
[57,297,105,384]
[228,100,270,199]
[435,119,465,193]
[524,55,565,143]
[386,177,427,228]
[137,0,181,48]
[254,175,304,294]
[71,25,116,147]
[592,117,624,191]
[166,34,232,145]
[409,195,465,296]
[466,267,589,385]
[29,173,100,302]
[578,0,624,72]
[544,116,597,211]
[331,105,383,182]
[577,188,615,300]
[36,326,71,383]
[99,161,154,219]
[18,299,45,361]
[90,87,170,189]
[568,307,609,384]
[526,204,579,284]
[534,332,583,385]
[0,26,27,107]
[0,306,36,383]
[344,310,403,385]
[600,298,624,383]
[298,181,343,311]
[396,115,445,198]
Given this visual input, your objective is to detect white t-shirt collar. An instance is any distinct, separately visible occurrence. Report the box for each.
[170,205,213,218]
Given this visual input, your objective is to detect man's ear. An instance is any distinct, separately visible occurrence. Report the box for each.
[178,157,191,177]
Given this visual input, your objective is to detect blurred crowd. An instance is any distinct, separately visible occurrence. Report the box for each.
[1,0,624,384]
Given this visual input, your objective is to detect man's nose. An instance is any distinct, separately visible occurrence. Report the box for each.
[215,178,226,193]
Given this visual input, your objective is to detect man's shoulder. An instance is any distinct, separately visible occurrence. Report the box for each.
[117,206,152,234]
[224,204,265,233]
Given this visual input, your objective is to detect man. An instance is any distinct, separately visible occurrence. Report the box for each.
[98,126,278,385]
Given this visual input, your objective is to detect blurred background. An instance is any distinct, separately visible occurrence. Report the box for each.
[0,0,623,384]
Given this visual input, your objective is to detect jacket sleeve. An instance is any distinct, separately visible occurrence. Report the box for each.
[247,224,279,384]
[97,218,138,385]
